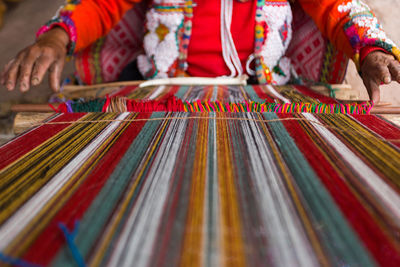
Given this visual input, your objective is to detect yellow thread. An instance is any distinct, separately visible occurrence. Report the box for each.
[89,115,170,266]
[180,114,208,267]
[216,113,246,267]
[21,116,400,144]
[0,114,115,225]
[255,112,331,265]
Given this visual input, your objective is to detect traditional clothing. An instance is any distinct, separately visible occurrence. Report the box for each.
[2,84,400,267]
[37,0,400,85]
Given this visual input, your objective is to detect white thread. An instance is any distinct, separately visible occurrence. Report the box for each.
[245,53,256,76]
[266,85,291,104]
[220,0,243,77]
[303,113,400,222]
[0,113,131,250]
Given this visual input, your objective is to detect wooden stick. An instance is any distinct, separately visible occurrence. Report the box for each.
[138,76,248,88]
[310,84,353,91]
[310,84,359,101]
[61,76,249,92]
[62,80,349,92]
[11,104,55,113]
[62,80,144,92]
[371,107,400,114]
[13,112,53,134]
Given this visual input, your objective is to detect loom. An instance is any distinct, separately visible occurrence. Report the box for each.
[1,81,400,267]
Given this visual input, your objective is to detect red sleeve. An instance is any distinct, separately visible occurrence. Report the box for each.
[37,0,142,55]
[360,46,387,64]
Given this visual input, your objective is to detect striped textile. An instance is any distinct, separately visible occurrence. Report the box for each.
[56,84,372,114]
[1,85,400,267]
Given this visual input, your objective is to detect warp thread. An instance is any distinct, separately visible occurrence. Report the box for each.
[0,222,86,267]
[58,221,87,267]
[52,96,374,115]
[21,116,400,144]
[292,75,339,98]
[0,253,42,267]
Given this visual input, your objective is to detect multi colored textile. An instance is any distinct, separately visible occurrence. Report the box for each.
[74,3,148,85]
[37,0,399,85]
[1,84,400,267]
[53,84,373,114]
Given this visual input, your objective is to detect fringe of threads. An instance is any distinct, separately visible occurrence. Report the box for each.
[53,96,374,114]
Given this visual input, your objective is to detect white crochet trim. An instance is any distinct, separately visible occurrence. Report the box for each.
[260,3,293,84]
[338,0,395,47]
[139,8,184,78]
[260,4,293,68]
[137,55,153,76]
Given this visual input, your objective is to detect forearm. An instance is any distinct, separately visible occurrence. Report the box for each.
[37,27,70,49]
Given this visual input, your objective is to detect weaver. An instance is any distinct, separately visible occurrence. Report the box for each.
[1,0,400,266]
[1,0,400,102]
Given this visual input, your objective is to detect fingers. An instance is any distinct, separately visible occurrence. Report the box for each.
[17,49,40,92]
[364,78,381,103]
[388,60,400,83]
[0,59,14,85]
[3,56,22,91]
[1,40,66,92]
[377,65,392,85]
[49,59,64,92]
[31,55,53,86]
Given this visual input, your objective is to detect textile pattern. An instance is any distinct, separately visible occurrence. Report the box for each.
[41,0,398,85]
[1,85,400,266]
[54,84,373,114]
[74,3,148,85]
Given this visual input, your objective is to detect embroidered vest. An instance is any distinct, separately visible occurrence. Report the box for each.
[137,0,293,84]
[72,0,349,85]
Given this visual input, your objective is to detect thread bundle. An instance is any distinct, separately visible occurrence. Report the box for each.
[1,111,400,266]
[53,96,373,115]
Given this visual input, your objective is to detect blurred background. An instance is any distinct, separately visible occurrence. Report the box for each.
[0,0,399,141]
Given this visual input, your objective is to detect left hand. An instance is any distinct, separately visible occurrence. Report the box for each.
[361,51,400,103]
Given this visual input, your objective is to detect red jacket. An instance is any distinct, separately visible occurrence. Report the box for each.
[38,0,399,84]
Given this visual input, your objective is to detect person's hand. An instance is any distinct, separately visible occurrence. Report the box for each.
[0,27,69,92]
[361,51,400,103]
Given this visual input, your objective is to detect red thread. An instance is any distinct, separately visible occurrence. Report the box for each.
[22,113,152,265]
[0,113,85,170]
[49,103,68,113]
[102,95,111,112]
[278,113,400,266]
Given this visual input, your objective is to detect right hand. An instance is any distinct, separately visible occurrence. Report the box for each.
[0,27,70,92]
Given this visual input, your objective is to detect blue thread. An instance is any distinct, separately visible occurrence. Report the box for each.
[0,252,42,267]
[58,221,87,267]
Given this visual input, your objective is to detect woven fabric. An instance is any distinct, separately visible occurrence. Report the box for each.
[1,85,400,266]
[55,84,373,114]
